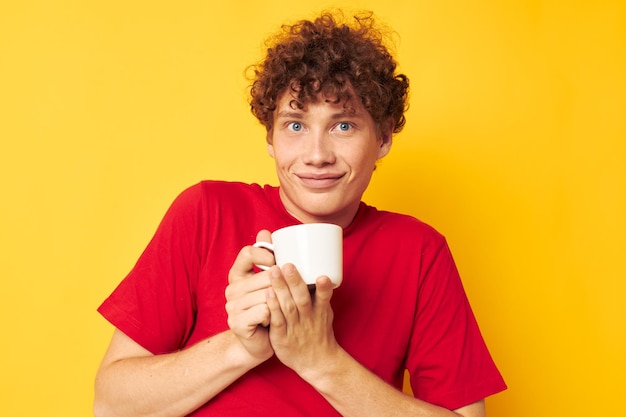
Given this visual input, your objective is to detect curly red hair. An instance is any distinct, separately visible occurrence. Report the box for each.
[249,11,409,134]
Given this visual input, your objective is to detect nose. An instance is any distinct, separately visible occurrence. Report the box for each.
[302,129,336,167]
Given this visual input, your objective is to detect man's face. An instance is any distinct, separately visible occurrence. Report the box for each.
[267,91,391,227]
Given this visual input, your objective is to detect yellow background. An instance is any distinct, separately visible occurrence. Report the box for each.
[1,0,624,415]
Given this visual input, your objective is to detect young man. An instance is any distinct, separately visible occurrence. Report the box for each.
[94,11,506,417]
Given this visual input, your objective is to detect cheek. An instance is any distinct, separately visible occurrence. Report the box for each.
[348,149,378,171]
[272,150,295,170]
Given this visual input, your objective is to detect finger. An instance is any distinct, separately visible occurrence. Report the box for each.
[256,229,272,243]
[266,286,286,330]
[229,245,275,283]
[228,229,275,283]
[313,275,334,307]
[248,303,271,328]
[228,246,257,283]
[225,284,270,313]
[225,265,272,298]
[280,264,313,315]
[227,303,270,333]
[252,229,276,272]
[268,265,301,322]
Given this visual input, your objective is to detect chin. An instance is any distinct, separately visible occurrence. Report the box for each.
[303,201,354,222]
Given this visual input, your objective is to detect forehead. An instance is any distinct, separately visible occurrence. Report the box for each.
[275,90,365,116]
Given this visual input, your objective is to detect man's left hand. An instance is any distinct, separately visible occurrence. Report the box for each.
[265,263,340,378]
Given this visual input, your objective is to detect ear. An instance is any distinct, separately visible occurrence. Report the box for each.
[377,128,393,159]
[266,131,275,158]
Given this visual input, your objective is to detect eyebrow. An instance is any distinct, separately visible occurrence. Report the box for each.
[275,110,305,119]
[275,109,362,120]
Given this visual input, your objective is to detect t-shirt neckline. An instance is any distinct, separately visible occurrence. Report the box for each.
[262,184,370,237]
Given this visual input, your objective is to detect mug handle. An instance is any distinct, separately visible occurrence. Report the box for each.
[252,241,274,271]
[253,241,317,294]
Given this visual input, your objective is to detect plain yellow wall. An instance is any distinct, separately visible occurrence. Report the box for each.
[1,0,624,415]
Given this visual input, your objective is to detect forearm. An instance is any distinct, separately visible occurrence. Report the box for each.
[94,330,264,417]
[300,348,467,417]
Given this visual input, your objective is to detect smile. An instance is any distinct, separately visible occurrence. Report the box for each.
[296,173,345,189]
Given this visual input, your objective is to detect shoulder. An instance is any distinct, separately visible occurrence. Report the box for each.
[167,181,283,230]
[170,180,267,208]
[179,180,264,199]
[354,204,446,248]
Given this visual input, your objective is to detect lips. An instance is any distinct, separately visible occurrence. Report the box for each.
[296,172,345,189]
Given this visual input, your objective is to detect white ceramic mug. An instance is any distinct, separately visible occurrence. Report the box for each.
[253,223,343,288]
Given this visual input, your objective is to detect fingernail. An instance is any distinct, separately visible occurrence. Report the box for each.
[270,266,281,279]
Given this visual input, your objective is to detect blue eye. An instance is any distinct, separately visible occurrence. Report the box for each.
[337,122,351,131]
[289,122,303,132]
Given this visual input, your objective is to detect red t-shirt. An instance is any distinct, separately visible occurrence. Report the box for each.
[99,181,506,415]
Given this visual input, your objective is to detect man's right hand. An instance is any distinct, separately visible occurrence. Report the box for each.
[225,229,276,361]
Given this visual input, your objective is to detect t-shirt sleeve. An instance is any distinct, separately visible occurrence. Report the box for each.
[97,184,206,354]
[406,239,507,409]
